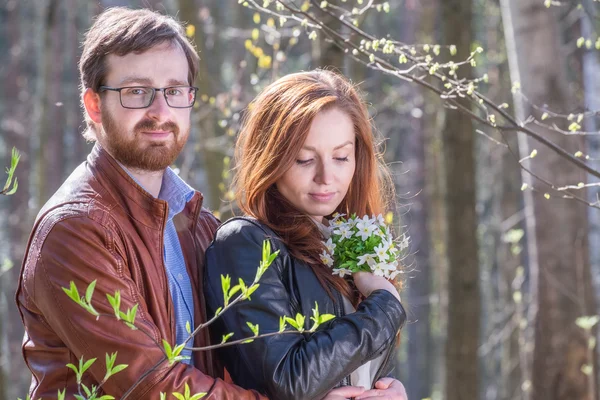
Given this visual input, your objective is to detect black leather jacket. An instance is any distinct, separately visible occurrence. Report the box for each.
[203,217,406,400]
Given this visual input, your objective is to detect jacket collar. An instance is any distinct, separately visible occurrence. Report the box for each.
[88,143,204,230]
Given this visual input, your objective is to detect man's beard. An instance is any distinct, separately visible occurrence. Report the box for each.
[100,108,187,171]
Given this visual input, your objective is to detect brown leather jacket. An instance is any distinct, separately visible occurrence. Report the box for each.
[16,145,265,399]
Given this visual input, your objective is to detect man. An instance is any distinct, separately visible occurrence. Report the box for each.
[15,7,267,399]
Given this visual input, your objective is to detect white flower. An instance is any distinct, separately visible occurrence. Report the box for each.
[331,212,346,222]
[374,227,386,238]
[398,234,410,251]
[320,251,334,267]
[355,216,378,241]
[374,243,390,262]
[333,224,353,239]
[375,214,385,226]
[372,262,386,277]
[332,218,346,227]
[357,253,376,266]
[325,238,336,254]
[332,268,351,277]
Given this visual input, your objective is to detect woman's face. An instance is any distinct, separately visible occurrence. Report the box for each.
[276,107,356,223]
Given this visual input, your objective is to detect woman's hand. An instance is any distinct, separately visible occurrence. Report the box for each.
[353,272,401,302]
[322,385,366,400]
[355,378,408,400]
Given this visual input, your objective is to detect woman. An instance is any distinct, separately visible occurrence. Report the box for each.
[204,70,407,400]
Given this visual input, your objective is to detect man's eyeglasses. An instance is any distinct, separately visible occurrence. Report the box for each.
[99,86,199,109]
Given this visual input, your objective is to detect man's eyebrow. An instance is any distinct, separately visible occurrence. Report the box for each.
[116,77,189,86]
[118,76,153,86]
[167,79,189,86]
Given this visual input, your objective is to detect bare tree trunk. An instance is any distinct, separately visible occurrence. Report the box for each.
[581,1,600,394]
[177,0,222,210]
[391,1,433,399]
[441,1,480,399]
[0,0,53,398]
[501,1,597,399]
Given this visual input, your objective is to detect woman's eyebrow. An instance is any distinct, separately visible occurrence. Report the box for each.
[302,141,354,151]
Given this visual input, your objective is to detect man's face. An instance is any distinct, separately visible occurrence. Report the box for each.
[96,41,192,171]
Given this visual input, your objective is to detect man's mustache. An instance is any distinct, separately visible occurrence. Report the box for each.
[134,119,179,135]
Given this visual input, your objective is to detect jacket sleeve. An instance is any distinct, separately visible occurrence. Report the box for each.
[25,215,266,400]
[203,219,406,400]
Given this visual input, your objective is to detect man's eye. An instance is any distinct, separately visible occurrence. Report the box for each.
[166,88,183,96]
[127,88,148,96]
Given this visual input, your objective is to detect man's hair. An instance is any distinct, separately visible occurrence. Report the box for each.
[79,7,199,140]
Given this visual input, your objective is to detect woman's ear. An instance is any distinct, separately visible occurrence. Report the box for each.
[83,88,102,124]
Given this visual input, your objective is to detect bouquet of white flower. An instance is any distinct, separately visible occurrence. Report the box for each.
[320,213,409,279]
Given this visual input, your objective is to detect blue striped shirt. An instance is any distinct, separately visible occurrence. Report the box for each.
[120,165,196,365]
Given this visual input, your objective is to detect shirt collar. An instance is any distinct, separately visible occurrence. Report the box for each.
[117,162,195,221]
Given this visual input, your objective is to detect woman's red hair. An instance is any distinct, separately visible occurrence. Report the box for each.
[233,70,395,303]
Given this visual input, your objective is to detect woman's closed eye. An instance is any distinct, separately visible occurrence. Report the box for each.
[296,157,350,165]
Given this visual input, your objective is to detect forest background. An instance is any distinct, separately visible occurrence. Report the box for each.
[2,1,600,399]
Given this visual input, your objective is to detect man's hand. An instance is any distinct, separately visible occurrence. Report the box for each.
[355,378,408,400]
[322,385,366,400]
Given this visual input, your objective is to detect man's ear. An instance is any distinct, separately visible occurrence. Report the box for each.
[83,88,102,124]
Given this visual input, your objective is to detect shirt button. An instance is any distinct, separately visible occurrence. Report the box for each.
[178,273,183,281]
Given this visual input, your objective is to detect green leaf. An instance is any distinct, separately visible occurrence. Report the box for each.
[111,364,128,375]
[246,322,260,336]
[5,179,18,195]
[190,392,207,400]
[295,313,305,330]
[285,317,300,330]
[244,284,260,300]
[96,396,116,400]
[319,314,335,324]
[105,352,116,372]
[186,320,192,335]
[86,280,97,303]
[160,393,167,400]
[74,395,86,400]
[221,332,234,343]
[2,147,20,195]
[63,281,80,304]
[221,275,231,305]
[66,363,79,377]
[58,389,66,400]
[228,284,242,299]
[163,339,174,359]
[279,316,287,332]
[81,357,97,375]
[107,291,121,319]
[262,240,271,264]
[82,383,92,397]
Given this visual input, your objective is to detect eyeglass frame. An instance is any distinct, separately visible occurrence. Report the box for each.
[98,85,200,109]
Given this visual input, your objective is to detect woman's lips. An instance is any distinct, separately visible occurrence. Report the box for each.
[309,192,336,202]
